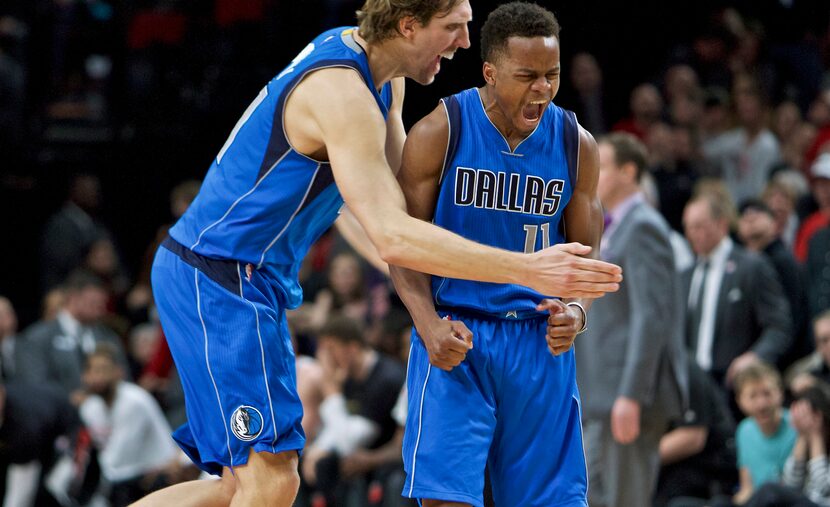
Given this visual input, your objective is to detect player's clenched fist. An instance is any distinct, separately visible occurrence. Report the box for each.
[420,317,473,372]
[538,299,582,356]
[526,242,622,299]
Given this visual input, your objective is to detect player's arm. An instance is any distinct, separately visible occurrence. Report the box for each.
[293,68,621,297]
[541,127,605,355]
[388,103,473,371]
[333,77,406,275]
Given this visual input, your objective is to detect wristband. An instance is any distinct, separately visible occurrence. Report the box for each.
[566,302,588,334]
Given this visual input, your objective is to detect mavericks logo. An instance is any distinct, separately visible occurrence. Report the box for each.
[230,406,264,441]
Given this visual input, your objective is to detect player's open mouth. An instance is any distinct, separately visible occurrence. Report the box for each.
[522,100,546,122]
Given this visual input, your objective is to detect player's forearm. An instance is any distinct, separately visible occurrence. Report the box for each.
[375,212,528,286]
[389,265,441,330]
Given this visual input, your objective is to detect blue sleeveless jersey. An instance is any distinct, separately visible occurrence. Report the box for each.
[431,88,580,317]
[169,27,392,309]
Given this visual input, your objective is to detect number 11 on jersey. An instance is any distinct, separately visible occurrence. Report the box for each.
[524,223,551,253]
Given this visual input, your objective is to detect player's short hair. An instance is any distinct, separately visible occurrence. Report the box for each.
[319,314,366,346]
[357,0,464,43]
[480,2,560,63]
[599,133,648,181]
[733,361,782,397]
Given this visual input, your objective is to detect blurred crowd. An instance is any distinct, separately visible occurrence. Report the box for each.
[1,1,830,507]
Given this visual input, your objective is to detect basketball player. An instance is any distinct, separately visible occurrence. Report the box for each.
[393,4,596,506]
[139,1,622,505]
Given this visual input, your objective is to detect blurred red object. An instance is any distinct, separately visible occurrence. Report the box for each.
[215,0,266,27]
[128,10,188,50]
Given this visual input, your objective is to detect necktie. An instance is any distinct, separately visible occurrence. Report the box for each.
[688,260,709,350]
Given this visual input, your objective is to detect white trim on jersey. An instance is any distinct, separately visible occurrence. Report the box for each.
[408,364,432,498]
[257,163,321,268]
[195,269,235,466]
[190,149,292,250]
[248,298,279,451]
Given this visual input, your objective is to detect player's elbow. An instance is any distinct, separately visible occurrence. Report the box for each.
[374,230,408,266]
[368,221,409,266]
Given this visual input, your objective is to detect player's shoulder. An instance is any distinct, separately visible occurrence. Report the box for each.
[408,101,451,148]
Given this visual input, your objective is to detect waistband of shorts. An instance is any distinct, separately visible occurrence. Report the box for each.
[161,235,244,295]
[436,305,547,322]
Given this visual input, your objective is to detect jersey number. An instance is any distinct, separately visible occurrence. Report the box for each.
[523,223,551,253]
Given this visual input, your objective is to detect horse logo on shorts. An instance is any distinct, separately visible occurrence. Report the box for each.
[230,405,264,441]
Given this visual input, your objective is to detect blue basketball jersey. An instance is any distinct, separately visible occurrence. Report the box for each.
[431,88,580,317]
[169,27,392,309]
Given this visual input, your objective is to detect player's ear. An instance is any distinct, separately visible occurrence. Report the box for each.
[483,61,496,85]
[398,15,418,39]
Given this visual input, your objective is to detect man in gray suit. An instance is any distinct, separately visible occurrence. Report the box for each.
[576,133,687,507]
[682,189,791,388]
[15,270,126,403]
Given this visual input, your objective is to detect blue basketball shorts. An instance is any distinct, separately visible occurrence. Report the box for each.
[402,310,588,507]
[151,238,305,475]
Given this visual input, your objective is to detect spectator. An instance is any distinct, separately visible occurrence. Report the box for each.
[788,311,830,394]
[683,188,792,389]
[702,86,781,205]
[655,359,737,507]
[0,296,17,380]
[700,87,732,142]
[301,315,405,506]
[732,362,797,504]
[567,51,608,135]
[0,381,78,506]
[40,174,118,292]
[795,153,830,262]
[612,83,664,141]
[647,123,703,232]
[738,198,810,364]
[295,252,369,336]
[127,322,159,382]
[763,174,807,250]
[79,343,178,507]
[15,270,126,401]
[744,384,830,507]
[805,226,830,320]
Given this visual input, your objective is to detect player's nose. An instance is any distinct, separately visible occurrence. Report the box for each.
[456,26,471,49]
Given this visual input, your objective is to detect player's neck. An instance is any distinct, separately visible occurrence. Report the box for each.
[479,86,532,150]
[354,31,403,90]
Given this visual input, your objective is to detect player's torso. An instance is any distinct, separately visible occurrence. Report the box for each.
[169,27,392,308]
[431,88,579,317]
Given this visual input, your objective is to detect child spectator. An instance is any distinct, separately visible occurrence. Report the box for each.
[743,384,830,506]
[733,362,798,504]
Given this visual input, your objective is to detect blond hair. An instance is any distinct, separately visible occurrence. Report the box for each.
[356,0,463,43]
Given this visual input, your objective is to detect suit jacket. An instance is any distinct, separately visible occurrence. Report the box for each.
[15,318,125,396]
[806,226,830,319]
[576,201,688,421]
[682,242,792,377]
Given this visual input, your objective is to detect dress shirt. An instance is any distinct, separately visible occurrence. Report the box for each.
[690,236,734,371]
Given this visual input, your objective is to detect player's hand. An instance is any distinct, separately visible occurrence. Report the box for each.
[537,299,581,356]
[420,317,473,372]
[526,243,621,299]
[611,396,641,444]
